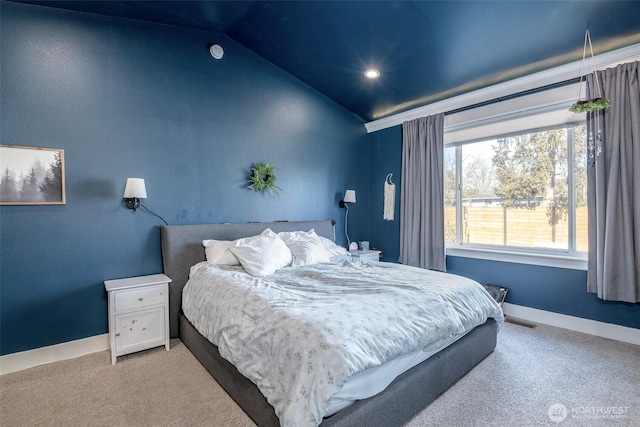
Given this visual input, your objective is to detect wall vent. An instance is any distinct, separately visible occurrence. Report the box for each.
[504,316,538,328]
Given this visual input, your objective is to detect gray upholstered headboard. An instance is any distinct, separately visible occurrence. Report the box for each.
[161,219,336,338]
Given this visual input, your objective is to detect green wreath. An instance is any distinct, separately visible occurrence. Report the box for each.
[248,163,279,195]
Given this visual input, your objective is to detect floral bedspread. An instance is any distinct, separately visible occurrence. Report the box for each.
[182,258,504,427]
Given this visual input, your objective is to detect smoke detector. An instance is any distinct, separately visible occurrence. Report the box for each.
[209,44,224,60]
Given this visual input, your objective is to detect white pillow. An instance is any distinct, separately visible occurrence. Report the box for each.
[317,235,350,257]
[278,229,332,267]
[202,239,240,265]
[230,229,292,276]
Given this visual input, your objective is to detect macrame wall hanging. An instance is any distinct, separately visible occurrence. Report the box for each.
[383,173,395,221]
[569,29,611,163]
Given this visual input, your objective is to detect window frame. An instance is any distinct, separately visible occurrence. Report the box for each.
[443,89,588,271]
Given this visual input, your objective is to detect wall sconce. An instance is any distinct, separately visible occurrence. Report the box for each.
[339,189,356,249]
[122,178,168,225]
[123,178,147,211]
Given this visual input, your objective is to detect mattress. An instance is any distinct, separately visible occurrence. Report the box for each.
[182,258,504,427]
[324,327,469,416]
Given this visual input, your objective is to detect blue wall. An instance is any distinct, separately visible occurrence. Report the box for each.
[367,125,640,330]
[3,2,636,357]
[367,125,402,261]
[0,2,369,355]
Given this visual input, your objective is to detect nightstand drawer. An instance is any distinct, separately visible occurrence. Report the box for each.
[114,284,166,312]
[114,307,166,354]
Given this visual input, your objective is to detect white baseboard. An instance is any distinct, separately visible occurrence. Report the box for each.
[502,303,640,346]
[0,334,109,375]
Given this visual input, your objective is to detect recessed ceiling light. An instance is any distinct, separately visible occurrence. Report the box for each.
[364,68,380,79]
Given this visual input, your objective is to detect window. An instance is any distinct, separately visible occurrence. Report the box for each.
[445,123,587,260]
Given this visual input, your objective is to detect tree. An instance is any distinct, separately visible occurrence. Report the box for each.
[492,133,552,208]
[462,153,495,199]
[39,152,63,201]
[538,129,568,242]
[444,149,457,207]
[492,128,570,242]
[573,125,588,208]
[21,167,44,202]
[444,149,457,242]
[30,158,47,184]
[0,167,19,202]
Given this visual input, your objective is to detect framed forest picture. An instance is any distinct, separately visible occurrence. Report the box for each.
[0,145,66,205]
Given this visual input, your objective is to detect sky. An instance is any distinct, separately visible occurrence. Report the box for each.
[0,146,58,178]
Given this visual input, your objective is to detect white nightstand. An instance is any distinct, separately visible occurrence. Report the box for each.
[104,274,171,364]
[351,250,382,262]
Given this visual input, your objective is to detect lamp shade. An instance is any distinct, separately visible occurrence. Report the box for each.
[123,178,147,198]
[343,189,356,203]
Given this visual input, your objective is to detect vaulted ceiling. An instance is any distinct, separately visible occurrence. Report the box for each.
[13,1,640,122]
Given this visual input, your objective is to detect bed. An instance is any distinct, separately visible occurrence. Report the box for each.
[161,219,503,427]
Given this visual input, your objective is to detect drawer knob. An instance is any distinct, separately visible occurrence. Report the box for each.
[115,333,120,337]
[138,297,143,301]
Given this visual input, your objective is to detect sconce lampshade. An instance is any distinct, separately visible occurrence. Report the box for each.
[123,178,147,199]
[123,178,146,212]
[343,189,356,204]
[340,189,356,248]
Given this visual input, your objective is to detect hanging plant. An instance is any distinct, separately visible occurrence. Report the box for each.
[247,162,279,195]
[569,97,611,113]
[569,29,611,114]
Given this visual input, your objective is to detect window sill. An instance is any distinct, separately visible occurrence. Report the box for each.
[446,245,587,271]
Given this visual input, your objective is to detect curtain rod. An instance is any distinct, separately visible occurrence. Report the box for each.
[444,77,581,116]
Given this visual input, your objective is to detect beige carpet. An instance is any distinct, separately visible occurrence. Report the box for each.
[1,322,639,426]
[0,339,254,427]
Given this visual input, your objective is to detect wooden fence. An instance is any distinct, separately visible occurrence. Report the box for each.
[445,206,588,251]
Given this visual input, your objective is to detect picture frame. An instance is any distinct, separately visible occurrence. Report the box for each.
[0,145,66,205]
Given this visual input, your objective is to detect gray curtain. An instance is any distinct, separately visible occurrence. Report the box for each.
[400,114,446,271]
[586,61,640,303]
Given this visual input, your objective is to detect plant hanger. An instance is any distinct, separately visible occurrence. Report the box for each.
[569,29,611,113]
